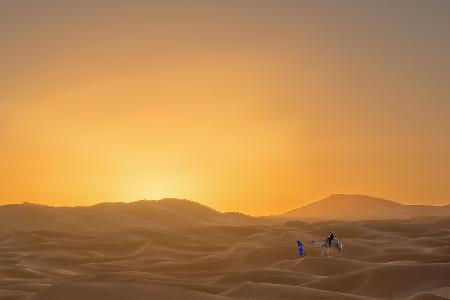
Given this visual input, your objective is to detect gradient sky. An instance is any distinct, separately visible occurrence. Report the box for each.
[1,1,450,215]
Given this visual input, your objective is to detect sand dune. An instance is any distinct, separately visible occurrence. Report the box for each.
[0,199,449,299]
[220,282,373,299]
[283,194,450,221]
[0,199,260,232]
[28,283,230,300]
[304,263,450,298]
[408,293,448,300]
[269,257,375,276]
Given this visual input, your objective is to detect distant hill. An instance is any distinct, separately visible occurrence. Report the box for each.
[0,198,255,232]
[2,195,449,232]
[282,194,450,221]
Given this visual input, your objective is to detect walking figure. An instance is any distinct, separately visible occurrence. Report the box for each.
[297,240,305,257]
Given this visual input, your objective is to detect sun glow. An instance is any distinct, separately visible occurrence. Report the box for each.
[1,1,450,214]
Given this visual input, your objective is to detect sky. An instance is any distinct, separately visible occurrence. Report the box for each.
[1,1,450,215]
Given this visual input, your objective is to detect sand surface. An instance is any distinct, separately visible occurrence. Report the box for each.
[0,209,449,300]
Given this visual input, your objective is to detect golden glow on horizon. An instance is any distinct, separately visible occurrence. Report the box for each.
[1,1,450,214]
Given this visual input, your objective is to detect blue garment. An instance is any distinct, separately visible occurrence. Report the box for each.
[297,240,304,257]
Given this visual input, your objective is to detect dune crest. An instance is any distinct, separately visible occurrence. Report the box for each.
[282,194,450,221]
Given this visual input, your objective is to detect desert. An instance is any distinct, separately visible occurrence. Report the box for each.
[3,1,450,299]
[0,195,449,300]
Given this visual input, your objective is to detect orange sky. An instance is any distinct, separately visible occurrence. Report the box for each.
[1,1,450,215]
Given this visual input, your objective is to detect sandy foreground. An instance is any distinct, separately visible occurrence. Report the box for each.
[0,216,449,300]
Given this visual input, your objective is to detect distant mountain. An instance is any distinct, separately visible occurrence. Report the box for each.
[0,198,255,232]
[282,194,450,221]
[2,195,449,232]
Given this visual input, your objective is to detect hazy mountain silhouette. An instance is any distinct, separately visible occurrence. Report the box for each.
[0,198,255,232]
[1,195,450,232]
[282,194,450,221]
